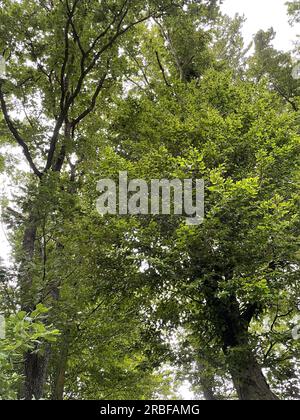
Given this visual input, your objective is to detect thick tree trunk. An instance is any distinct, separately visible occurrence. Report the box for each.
[19,212,50,400]
[23,345,51,400]
[229,350,279,400]
[198,364,218,400]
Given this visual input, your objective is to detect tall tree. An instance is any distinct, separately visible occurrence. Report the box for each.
[108,11,300,398]
[248,28,299,111]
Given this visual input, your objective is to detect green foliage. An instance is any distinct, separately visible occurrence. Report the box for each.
[107,41,300,398]
[0,305,60,400]
[287,1,300,24]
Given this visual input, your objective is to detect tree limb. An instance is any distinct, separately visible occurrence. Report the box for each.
[272,81,298,112]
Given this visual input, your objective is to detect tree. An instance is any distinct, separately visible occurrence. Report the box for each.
[108,23,300,398]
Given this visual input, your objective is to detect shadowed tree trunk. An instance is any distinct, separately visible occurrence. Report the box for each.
[203,273,279,401]
[20,218,37,312]
[0,0,176,399]
[229,350,279,400]
[201,381,218,401]
[198,364,218,400]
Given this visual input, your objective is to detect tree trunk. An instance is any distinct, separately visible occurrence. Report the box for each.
[228,350,279,401]
[20,219,37,312]
[20,132,71,398]
[202,384,217,401]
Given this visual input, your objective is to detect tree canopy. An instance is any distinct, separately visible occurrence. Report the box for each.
[0,0,299,400]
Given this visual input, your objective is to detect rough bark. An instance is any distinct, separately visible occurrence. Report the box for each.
[201,273,279,401]
[228,350,279,401]
[198,364,218,400]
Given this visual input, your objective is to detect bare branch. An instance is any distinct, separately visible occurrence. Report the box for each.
[129,53,152,88]
[0,82,42,178]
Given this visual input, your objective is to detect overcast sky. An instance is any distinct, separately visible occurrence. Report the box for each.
[222,0,298,51]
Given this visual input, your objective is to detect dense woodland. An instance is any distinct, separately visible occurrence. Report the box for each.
[0,0,299,400]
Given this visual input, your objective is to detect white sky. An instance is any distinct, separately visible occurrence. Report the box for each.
[222,0,299,51]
